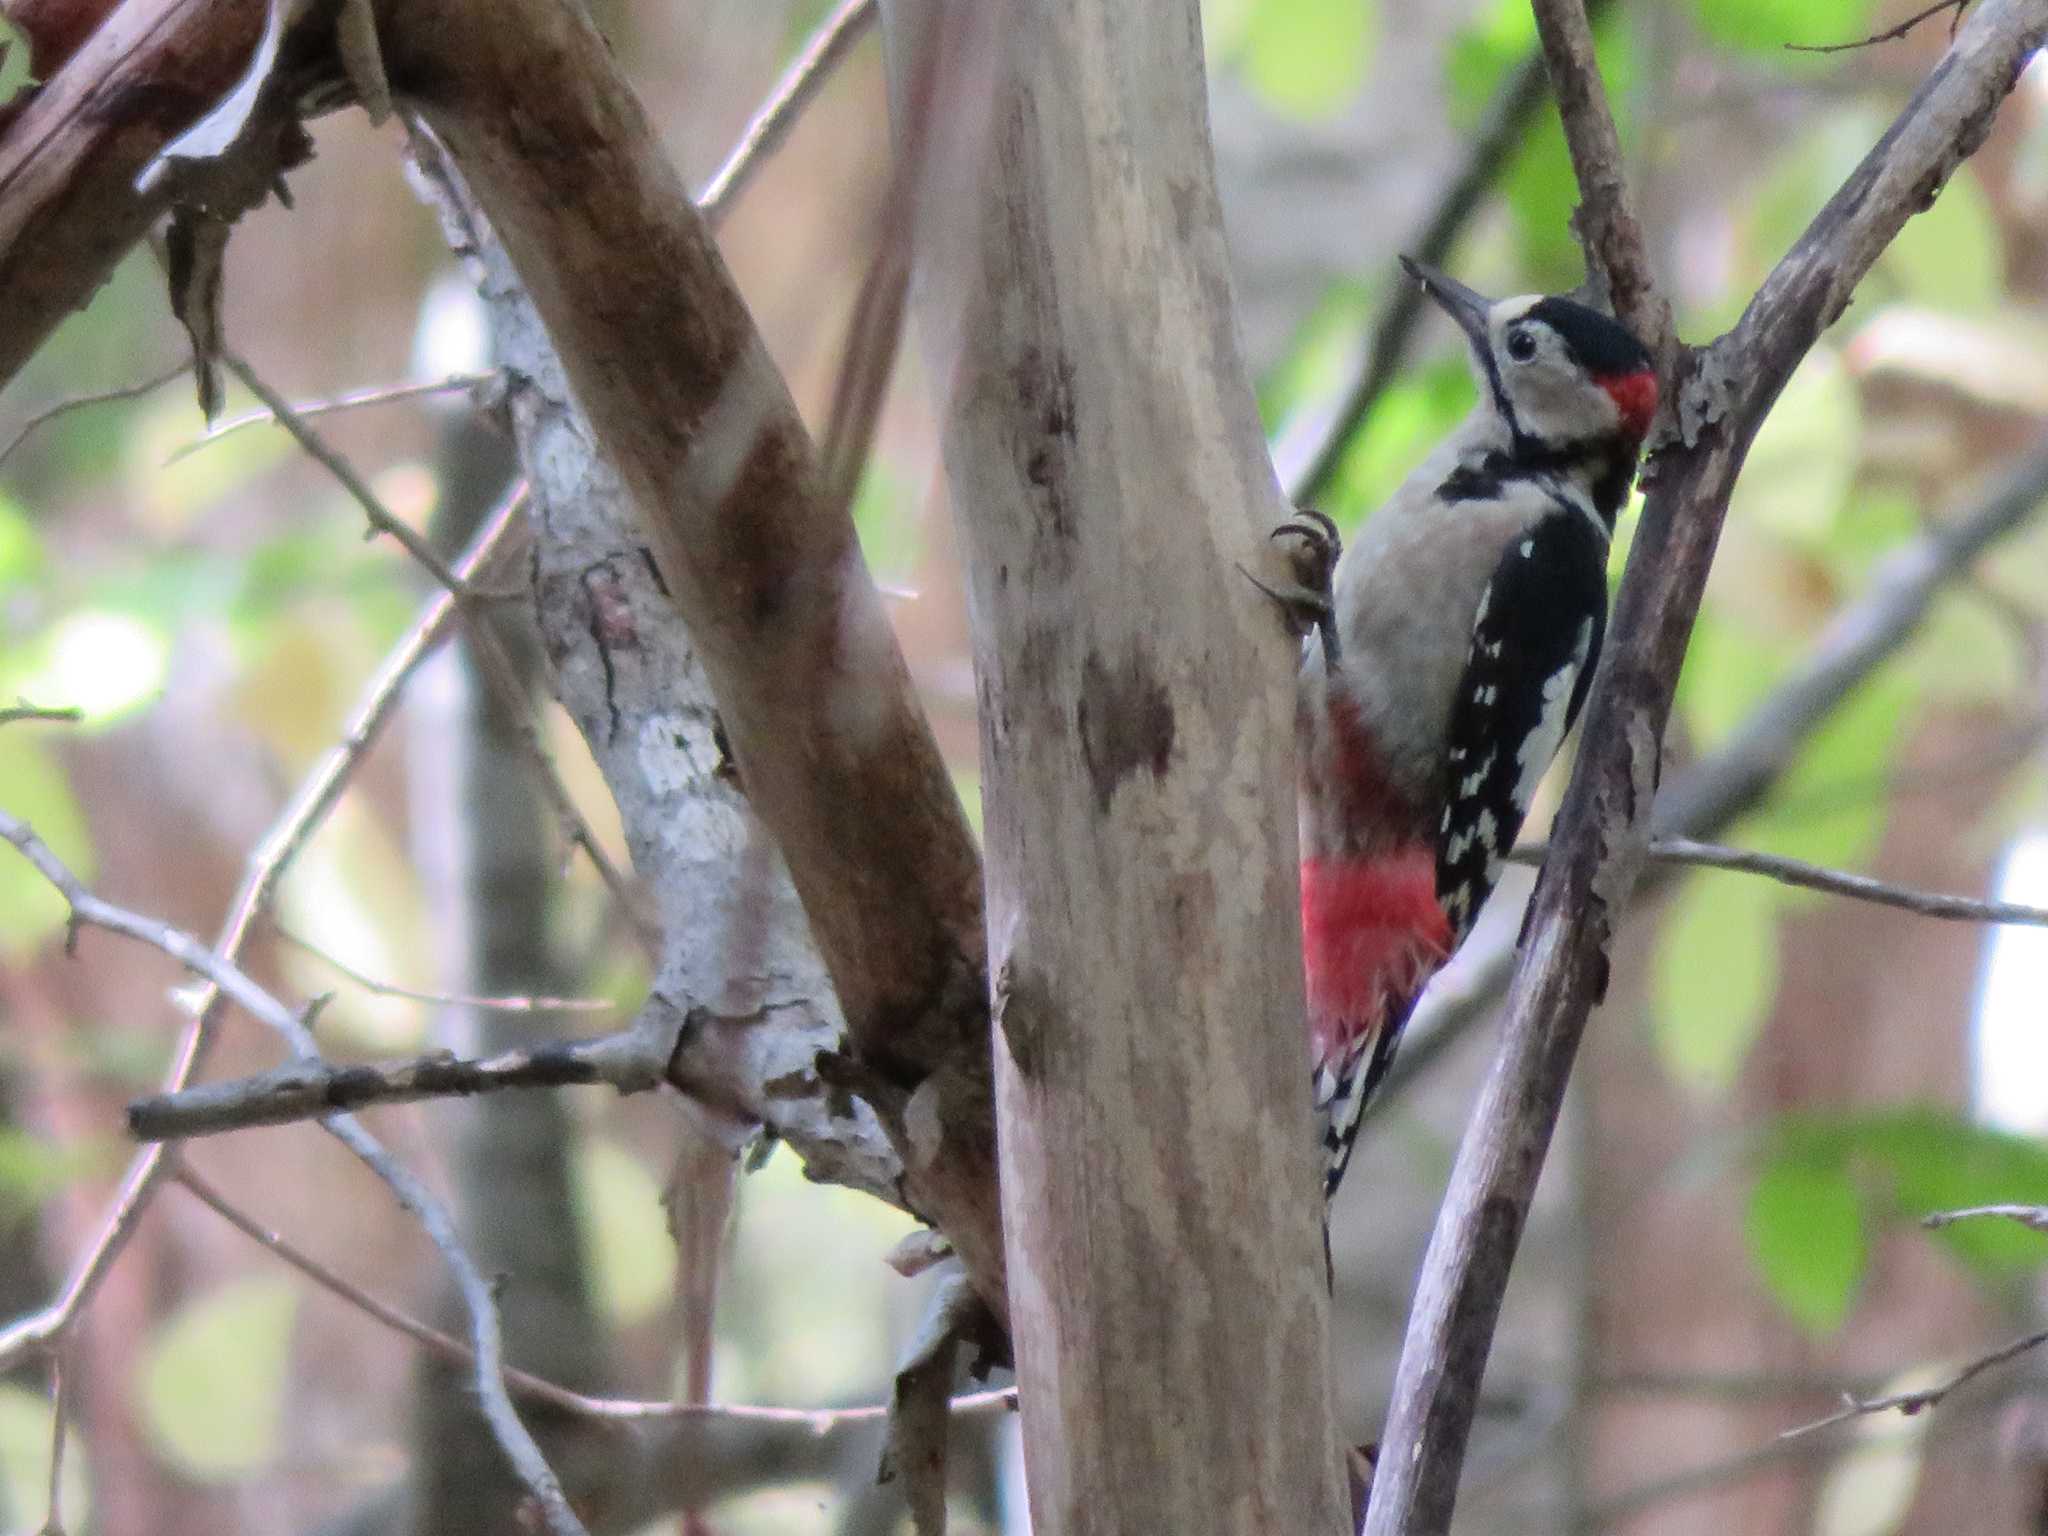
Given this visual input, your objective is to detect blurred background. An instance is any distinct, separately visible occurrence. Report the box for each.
[3,0,2048,1532]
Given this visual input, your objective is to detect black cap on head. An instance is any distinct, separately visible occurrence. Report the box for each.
[1523,296,1651,379]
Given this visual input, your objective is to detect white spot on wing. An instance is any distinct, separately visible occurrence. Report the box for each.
[1510,619,1594,821]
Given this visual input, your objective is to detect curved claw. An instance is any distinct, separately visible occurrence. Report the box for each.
[1255,507,1343,669]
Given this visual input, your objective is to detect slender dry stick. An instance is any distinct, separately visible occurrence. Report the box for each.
[0,362,187,470]
[222,348,648,939]
[0,703,83,727]
[697,0,877,224]
[1508,837,2048,926]
[163,371,494,464]
[1363,5,2048,1532]
[40,1349,70,1536]
[0,814,586,1536]
[178,1159,1018,1427]
[0,495,525,1375]
[274,923,614,1012]
[1788,0,1972,53]
[223,352,474,595]
[1778,1328,2048,1441]
[1923,1203,2048,1232]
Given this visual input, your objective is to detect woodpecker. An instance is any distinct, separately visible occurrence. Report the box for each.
[1279,257,1657,1201]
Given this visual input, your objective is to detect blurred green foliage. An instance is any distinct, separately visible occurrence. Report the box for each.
[1209,0,1377,121]
[138,1274,301,1480]
[1747,1111,2048,1331]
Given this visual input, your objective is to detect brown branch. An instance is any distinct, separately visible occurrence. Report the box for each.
[1362,5,2048,1532]
[1923,1203,2048,1232]
[1528,0,1671,360]
[1508,836,2048,927]
[127,1026,673,1140]
[1788,0,1972,53]
[1778,1328,2048,1441]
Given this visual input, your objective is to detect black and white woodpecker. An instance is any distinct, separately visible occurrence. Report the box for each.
[1277,256,1657,1200]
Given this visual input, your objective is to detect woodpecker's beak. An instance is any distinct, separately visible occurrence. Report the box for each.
[1400,256,1495,351]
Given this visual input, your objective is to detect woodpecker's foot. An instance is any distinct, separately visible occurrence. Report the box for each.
[1258,507,1342,668]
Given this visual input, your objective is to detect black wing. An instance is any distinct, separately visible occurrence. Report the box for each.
[1435,508,1609,940]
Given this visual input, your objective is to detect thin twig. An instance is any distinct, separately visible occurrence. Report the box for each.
[1508,837,2048,927]
[180,1159,1020,1427]
[1529,0,1669,355]
[1779,1329,2048,1441]
[162,371,494,465]
[223,353,473,595]
[40,1350,70,1536]
[221,350,647,940]
[1923,1203,2048,1233]
[0,816,585,1536]
[0,496,524,1377]
[273,923,615,1014]
[696,0,877,226]
[0,363,187,471]
[1787,0,1970,53]
[0,703,83,727]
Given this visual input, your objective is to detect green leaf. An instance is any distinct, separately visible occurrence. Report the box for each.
[1907,591,2027,705]
[138,1274,299,1479]
[575,1137,678,1326]
[0,489,42,585]
[0,1381,90,1531]
[1746,1155,1865,1333]
[1651,869,1782,1097]
[1242,0,1376,121]
[1444,0,1535,123]
[0,732,95,959]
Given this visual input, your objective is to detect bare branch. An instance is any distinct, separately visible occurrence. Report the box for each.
[0,813,587,1536]
[1364,6,2048,1531]
[274,924,616,1014]
[40,1350,71,1536]
[1509,836,2048,927]
[696,0,877,225]
[1529,0,1671,357]
[162,370,494,464]
[0,493,528,1377]
[182,1158,1024,1431]
[1923,1203,2048,1232]
[128,1026,672,1140]
[1779,1328,2048,1441]
[0,702,83,727]
[1788,0,1972,54]
[0,363,186,469]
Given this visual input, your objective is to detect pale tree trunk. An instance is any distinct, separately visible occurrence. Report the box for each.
[881,6,1346,1533]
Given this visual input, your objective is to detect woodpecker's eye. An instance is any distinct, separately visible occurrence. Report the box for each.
[1505,328,1538,363]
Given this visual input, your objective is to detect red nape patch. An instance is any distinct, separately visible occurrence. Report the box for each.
[1300,851,1453,1057]
[1600,368,1659,442]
